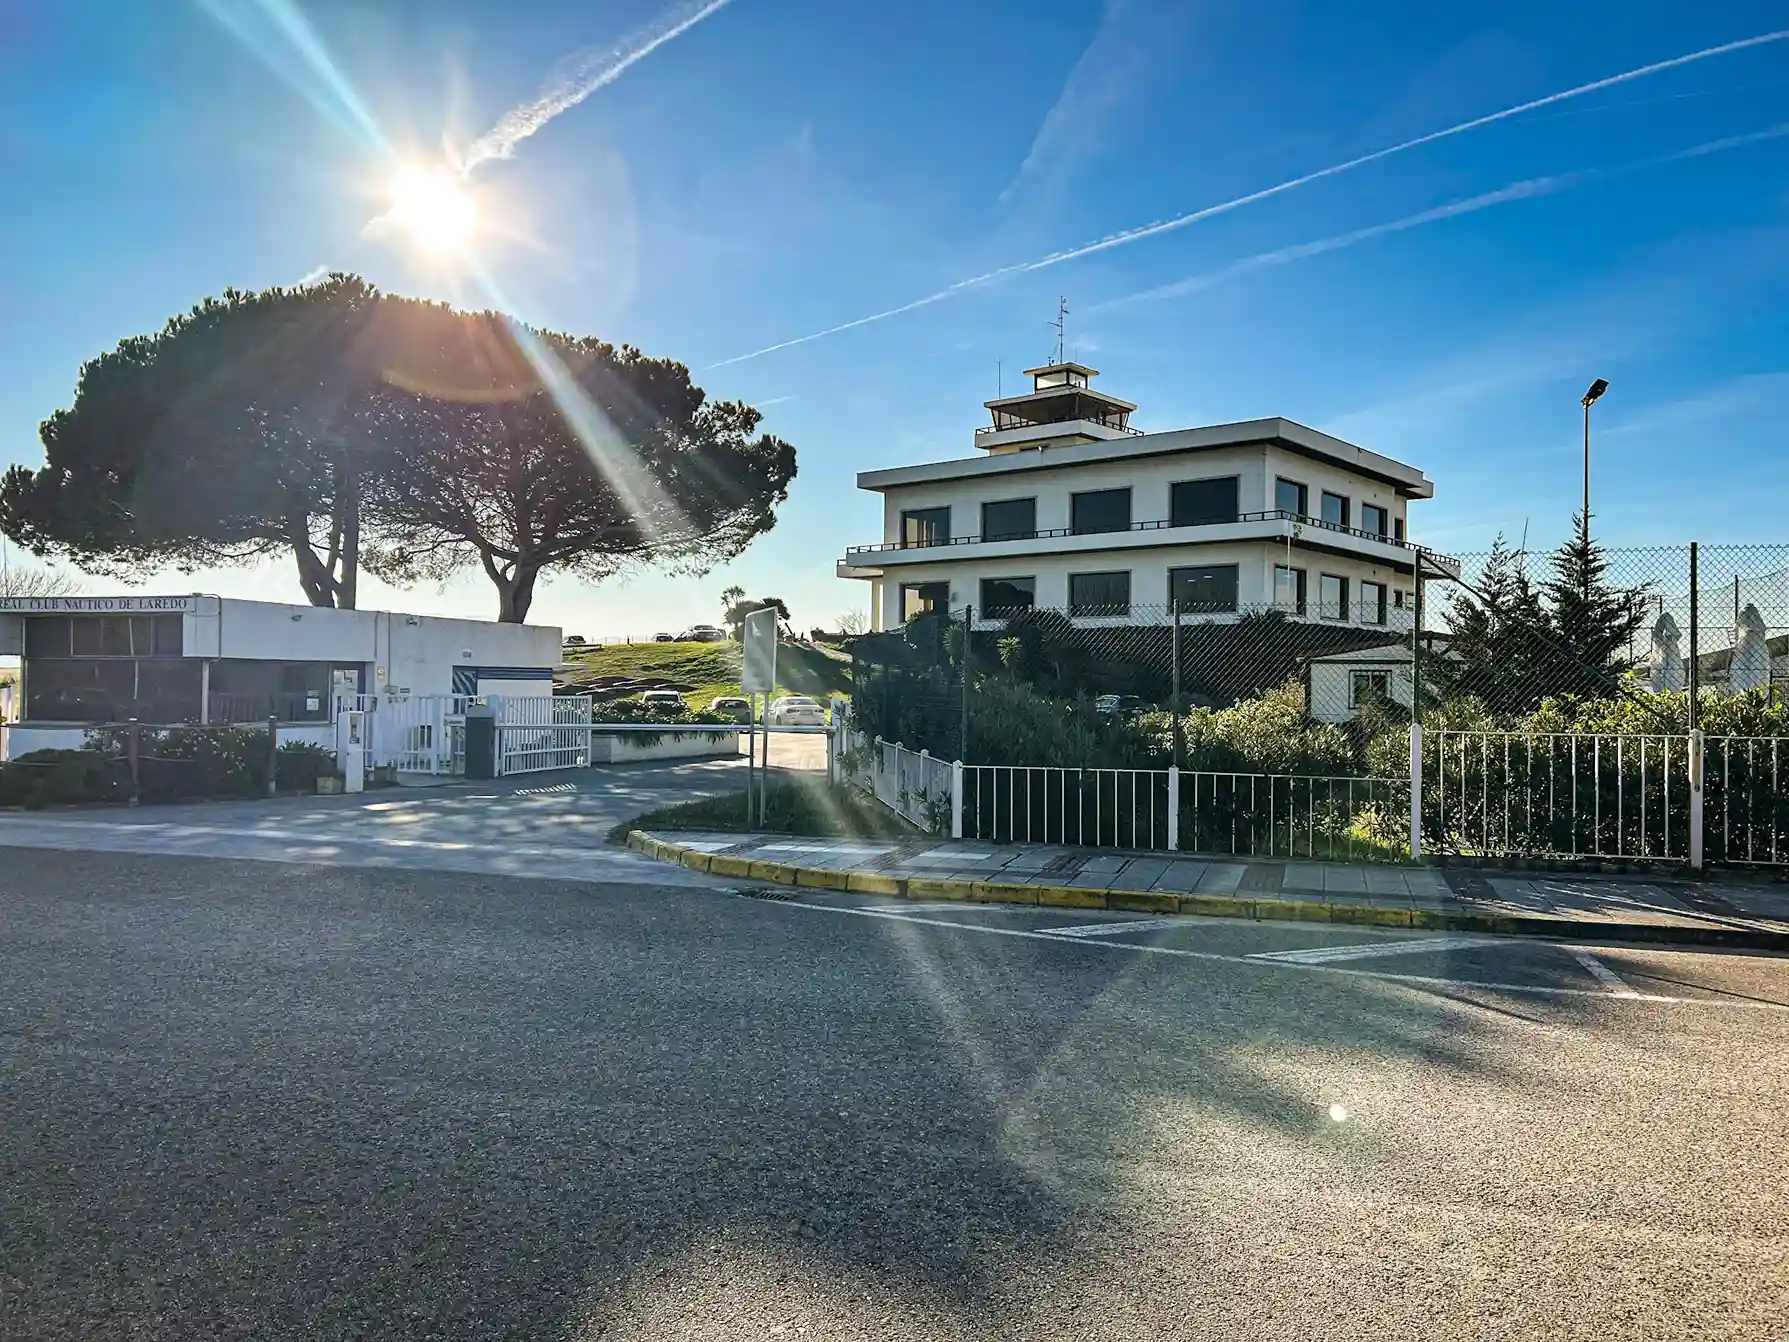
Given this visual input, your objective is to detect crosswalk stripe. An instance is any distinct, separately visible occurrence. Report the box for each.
[1043,918,1183,939]
[1248,935,1508,964]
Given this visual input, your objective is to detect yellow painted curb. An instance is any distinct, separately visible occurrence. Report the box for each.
[907,877,971,900]
[796,867,850,891]
[1110,890,1178,915]
[846,872,904,896]
[1036,884,1105,909]
[970,881,1041,906]
[707,854,752,879]
[748,860,799,884]
[678,849,712,873]
[1262,898,1335,924]
[625,831,650,854]
[1178,894,1255,920]
[1345,904,1413,928]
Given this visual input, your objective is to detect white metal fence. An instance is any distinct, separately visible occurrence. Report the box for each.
[496,696,593,775]
[845,717,1784,868]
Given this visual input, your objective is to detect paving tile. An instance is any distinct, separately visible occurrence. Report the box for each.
[1150,861,1209,892]
[1104,859,1171,890]
[1078,854,1131,874]
[1195,863,1246,894]
[1363,868,1412,897]
[1321,866,1369,894]
[1284,862,1327,889]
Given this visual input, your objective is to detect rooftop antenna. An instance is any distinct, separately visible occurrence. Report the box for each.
[1050,295,1069,365]
[997,359,1003,398]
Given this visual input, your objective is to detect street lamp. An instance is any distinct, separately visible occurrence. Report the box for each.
[1580,377,1609,532]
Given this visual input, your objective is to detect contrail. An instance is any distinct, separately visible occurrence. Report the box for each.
[462,0,736,171]
[709,27,1789,368]
[1092,118,1789,310]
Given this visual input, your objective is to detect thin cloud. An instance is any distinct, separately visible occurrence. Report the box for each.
[709,27,1789,368]
[294,264,335,287]
[461,0,737,171]
[1095,119,1789,309]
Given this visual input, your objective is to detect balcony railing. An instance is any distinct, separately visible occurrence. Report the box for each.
[975,420,1145,437]
[847,509,1455,563]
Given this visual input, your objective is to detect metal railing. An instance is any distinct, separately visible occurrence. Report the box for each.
[963,765,1172,849]
[1704,735,1789,866]
[852,737,954,831]
[846,509,1448,559]
[1423,730,1692,862]
[496,697,594,775]
[1183,771,1409,860]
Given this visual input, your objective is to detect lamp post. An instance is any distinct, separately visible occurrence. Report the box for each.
[1580,378,1608,532]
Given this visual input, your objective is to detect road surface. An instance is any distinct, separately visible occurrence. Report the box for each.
[2,779,1787,1338]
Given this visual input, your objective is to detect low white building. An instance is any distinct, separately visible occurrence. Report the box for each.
[838,362,1444,631]
[0,593,559,755]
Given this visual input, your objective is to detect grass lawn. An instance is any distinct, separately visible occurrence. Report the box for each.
[612,776,916,842]
[559,640,852,714]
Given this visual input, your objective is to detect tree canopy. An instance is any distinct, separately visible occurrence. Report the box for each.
[0,276,797,622]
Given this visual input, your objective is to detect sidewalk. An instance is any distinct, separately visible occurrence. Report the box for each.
[627,829,1789,950]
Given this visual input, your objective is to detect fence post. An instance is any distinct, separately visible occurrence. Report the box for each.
[959,604,972,761]
[1170,602,1183,770]
[1167,765,1180,851]
[127,718,140,808]
[1687,542,1700,731]
[950,759,964,839]
[266,714,279,797]
[1689,727,1705,871]
[1408,722,1423,861]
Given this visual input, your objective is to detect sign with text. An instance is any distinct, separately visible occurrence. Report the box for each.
[0,595,200,614]
[741,608,777,693]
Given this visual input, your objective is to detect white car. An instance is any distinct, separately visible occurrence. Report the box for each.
[766,695,826,726]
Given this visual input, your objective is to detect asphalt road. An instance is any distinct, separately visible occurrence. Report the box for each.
[3,847,1788,1340]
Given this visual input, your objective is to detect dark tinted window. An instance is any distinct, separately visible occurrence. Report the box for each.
[980,576,1036,615]
[901,507,950,547]
[1069,571,1130,616]
[1361,503,1389,537]
[1319,573,1348,620]
[981,497,1036,541]
[1275,478,1307,516]
[1070,488,1131,535]
[71,617,104,656]
[1168,565,1239,613]
[1274,565,1307,613]
[1361,581,1388,625]
[153,614,183,655]
[1321,492,1349,528]
[23,616,71,657]
[1171,477,1239,527]
[900,582,949,621]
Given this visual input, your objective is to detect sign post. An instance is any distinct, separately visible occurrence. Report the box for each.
[741,609,778,826]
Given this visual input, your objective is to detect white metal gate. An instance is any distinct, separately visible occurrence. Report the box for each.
[496,696,593,775]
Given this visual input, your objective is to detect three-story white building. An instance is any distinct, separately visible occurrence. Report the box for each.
[838,362,1438,632]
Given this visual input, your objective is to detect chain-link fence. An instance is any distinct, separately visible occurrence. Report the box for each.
[846,539,1789,867]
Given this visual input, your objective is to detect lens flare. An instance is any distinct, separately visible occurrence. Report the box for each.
[388,168,477,255]
[1328,1103,1349,1123]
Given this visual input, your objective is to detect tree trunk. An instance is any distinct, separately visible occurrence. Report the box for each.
[338,467,360,611]
[290,526,340,608]
[496,566,539,623]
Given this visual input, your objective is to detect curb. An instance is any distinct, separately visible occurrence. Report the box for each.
[624,832,1789,953]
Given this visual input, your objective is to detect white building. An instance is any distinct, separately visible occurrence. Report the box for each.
[838,362,1439,632]
[0,593,559,755]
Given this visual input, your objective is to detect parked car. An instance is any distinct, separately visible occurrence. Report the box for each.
[653,632,676,642]
[767,695,827,726]
[679,624,728,642]
[638,690,687,714]
[708,695,752,723]
[1094,694,1146,718]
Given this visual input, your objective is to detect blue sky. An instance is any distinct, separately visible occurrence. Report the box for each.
[2,0,1787,636]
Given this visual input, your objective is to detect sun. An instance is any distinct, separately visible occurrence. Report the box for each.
[387,167,477,255]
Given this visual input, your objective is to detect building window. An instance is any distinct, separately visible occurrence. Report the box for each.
[1274,565,1307,614]
[1350,670,1392,708]
[1275,478,1308,517]
[1321,492,1349,528]
[1070,487,1131,535]
[980,576,1037,616]
[1317,574,1348,620]
[1394,517,1405,542]
[981,497,1036,542]
[1069,571,1131,616]
[1168,564,1240,614]
[208,660,344,722]
[1361,503,1389,537]
[901,507,950,548]
[1394,589,1409,609]
[1361,580,1388,626]
[900,582,950,621]
[1170,477,1240,527]
[19,614,192,724]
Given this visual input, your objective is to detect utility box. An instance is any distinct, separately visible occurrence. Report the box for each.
[464,704,498,780]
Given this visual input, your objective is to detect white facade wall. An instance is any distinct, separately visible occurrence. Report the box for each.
[879,446,1269,544]
[871,542,1414,630]
[1307,652,1415,724]
[1260,446,1407,534]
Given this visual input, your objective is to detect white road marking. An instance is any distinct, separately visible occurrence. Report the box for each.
[1565,946,1645,998]
[1248,935,1510,965]
[874,901,1019,913]
[773,900,1782,1011]
[1043,918,1183,939]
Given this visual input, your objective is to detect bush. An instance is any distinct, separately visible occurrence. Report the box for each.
[0,749,131,808]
